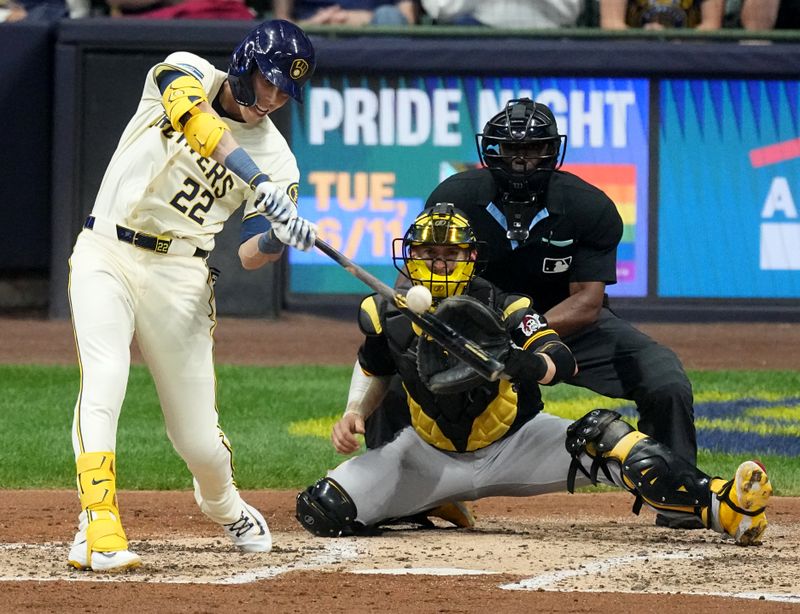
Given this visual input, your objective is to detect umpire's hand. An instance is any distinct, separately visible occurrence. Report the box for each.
[332,412,365,455]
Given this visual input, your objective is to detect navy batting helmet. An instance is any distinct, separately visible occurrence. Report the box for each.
[228,19,316,106]
[476,98,566,197]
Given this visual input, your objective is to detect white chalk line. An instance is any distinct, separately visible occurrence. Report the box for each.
[2,542,799,604]
[351,567,498,576]
[500,550,800,604]
[219,540,360,585]
[500,550,702,590]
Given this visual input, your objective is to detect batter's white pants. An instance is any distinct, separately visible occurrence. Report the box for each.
[68,230,244,524]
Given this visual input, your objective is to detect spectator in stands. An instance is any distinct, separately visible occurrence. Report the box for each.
[775,0,800,29]
[724,0,779,30]
[67,0,255,18]
[273,0,417,26]
[0,0,67,21]
[66,0,160,16]
[599,0,724,30]
[420,0,583,28]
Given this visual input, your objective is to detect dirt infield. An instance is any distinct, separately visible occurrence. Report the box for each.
[1,314,799,369]
[1,314,799,612]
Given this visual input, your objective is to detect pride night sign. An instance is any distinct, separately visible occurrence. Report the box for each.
[289,76,650,297]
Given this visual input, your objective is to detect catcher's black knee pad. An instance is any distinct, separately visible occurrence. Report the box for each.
[296,478,359,537]
[566,409,634,459]
[565,409,633,491]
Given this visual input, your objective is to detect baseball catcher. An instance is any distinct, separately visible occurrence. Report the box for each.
[296,204,772,546]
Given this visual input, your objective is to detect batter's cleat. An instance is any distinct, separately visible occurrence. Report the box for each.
[67,513,141,572]
[711,460,772,546]
[223,503,272,553]
[427,501,475,529]
[72,452,141,571]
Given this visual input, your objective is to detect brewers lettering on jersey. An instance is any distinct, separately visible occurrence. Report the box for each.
[66,20,317,572]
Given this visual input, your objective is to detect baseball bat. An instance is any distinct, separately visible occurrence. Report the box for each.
[313,237,506,382]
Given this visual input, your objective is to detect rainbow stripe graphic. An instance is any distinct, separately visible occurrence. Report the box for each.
[563,164,638,283]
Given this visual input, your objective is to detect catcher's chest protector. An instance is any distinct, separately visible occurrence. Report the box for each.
[379,292,538,452]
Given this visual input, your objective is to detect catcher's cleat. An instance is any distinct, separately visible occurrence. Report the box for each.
[427,501,475,529]
[68,511,141,572]
[223,503,272,553]
[709,460,772,546]
[655,513,705,530]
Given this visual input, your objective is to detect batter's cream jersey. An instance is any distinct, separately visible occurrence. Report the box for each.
[90,51,300,252]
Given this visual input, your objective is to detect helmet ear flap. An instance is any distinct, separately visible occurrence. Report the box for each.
[228,65,256,107]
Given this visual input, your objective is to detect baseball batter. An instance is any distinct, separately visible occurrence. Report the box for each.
[67,20,318,572]
[296,205,772,547]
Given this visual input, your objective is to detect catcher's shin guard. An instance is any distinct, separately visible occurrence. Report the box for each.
[565,410,712,517]
[75,452,133,559]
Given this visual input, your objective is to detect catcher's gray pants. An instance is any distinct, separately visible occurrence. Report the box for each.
[328,412,601,525]
[367,308,697,465]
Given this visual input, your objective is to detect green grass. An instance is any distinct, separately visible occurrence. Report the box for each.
[0,365,798,495]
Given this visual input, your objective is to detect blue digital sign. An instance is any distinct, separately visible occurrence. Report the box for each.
[659,79,800,298]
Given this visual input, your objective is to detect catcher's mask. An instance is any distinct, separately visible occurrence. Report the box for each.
[393,204,484,300]
[476,98,566,199]
[228,19,315,106]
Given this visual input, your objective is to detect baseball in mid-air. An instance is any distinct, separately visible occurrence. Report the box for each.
[405,285,433,314]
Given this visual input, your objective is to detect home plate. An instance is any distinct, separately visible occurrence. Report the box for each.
[351,567,499,576]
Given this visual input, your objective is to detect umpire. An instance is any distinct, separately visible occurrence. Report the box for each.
[367,98,699,529]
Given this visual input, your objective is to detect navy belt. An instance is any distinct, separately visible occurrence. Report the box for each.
[84,216,208,258]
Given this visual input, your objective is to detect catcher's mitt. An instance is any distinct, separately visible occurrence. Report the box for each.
[417,295,510,395]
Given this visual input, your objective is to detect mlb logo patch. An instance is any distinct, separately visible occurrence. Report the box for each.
[543,257,572,273]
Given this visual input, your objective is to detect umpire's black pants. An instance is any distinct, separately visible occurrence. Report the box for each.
[364,307,698,464]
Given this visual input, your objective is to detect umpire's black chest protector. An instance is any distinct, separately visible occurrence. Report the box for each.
[426,169,621,315]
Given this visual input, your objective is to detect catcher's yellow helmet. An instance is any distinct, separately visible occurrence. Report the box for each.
[393,203,483,300]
